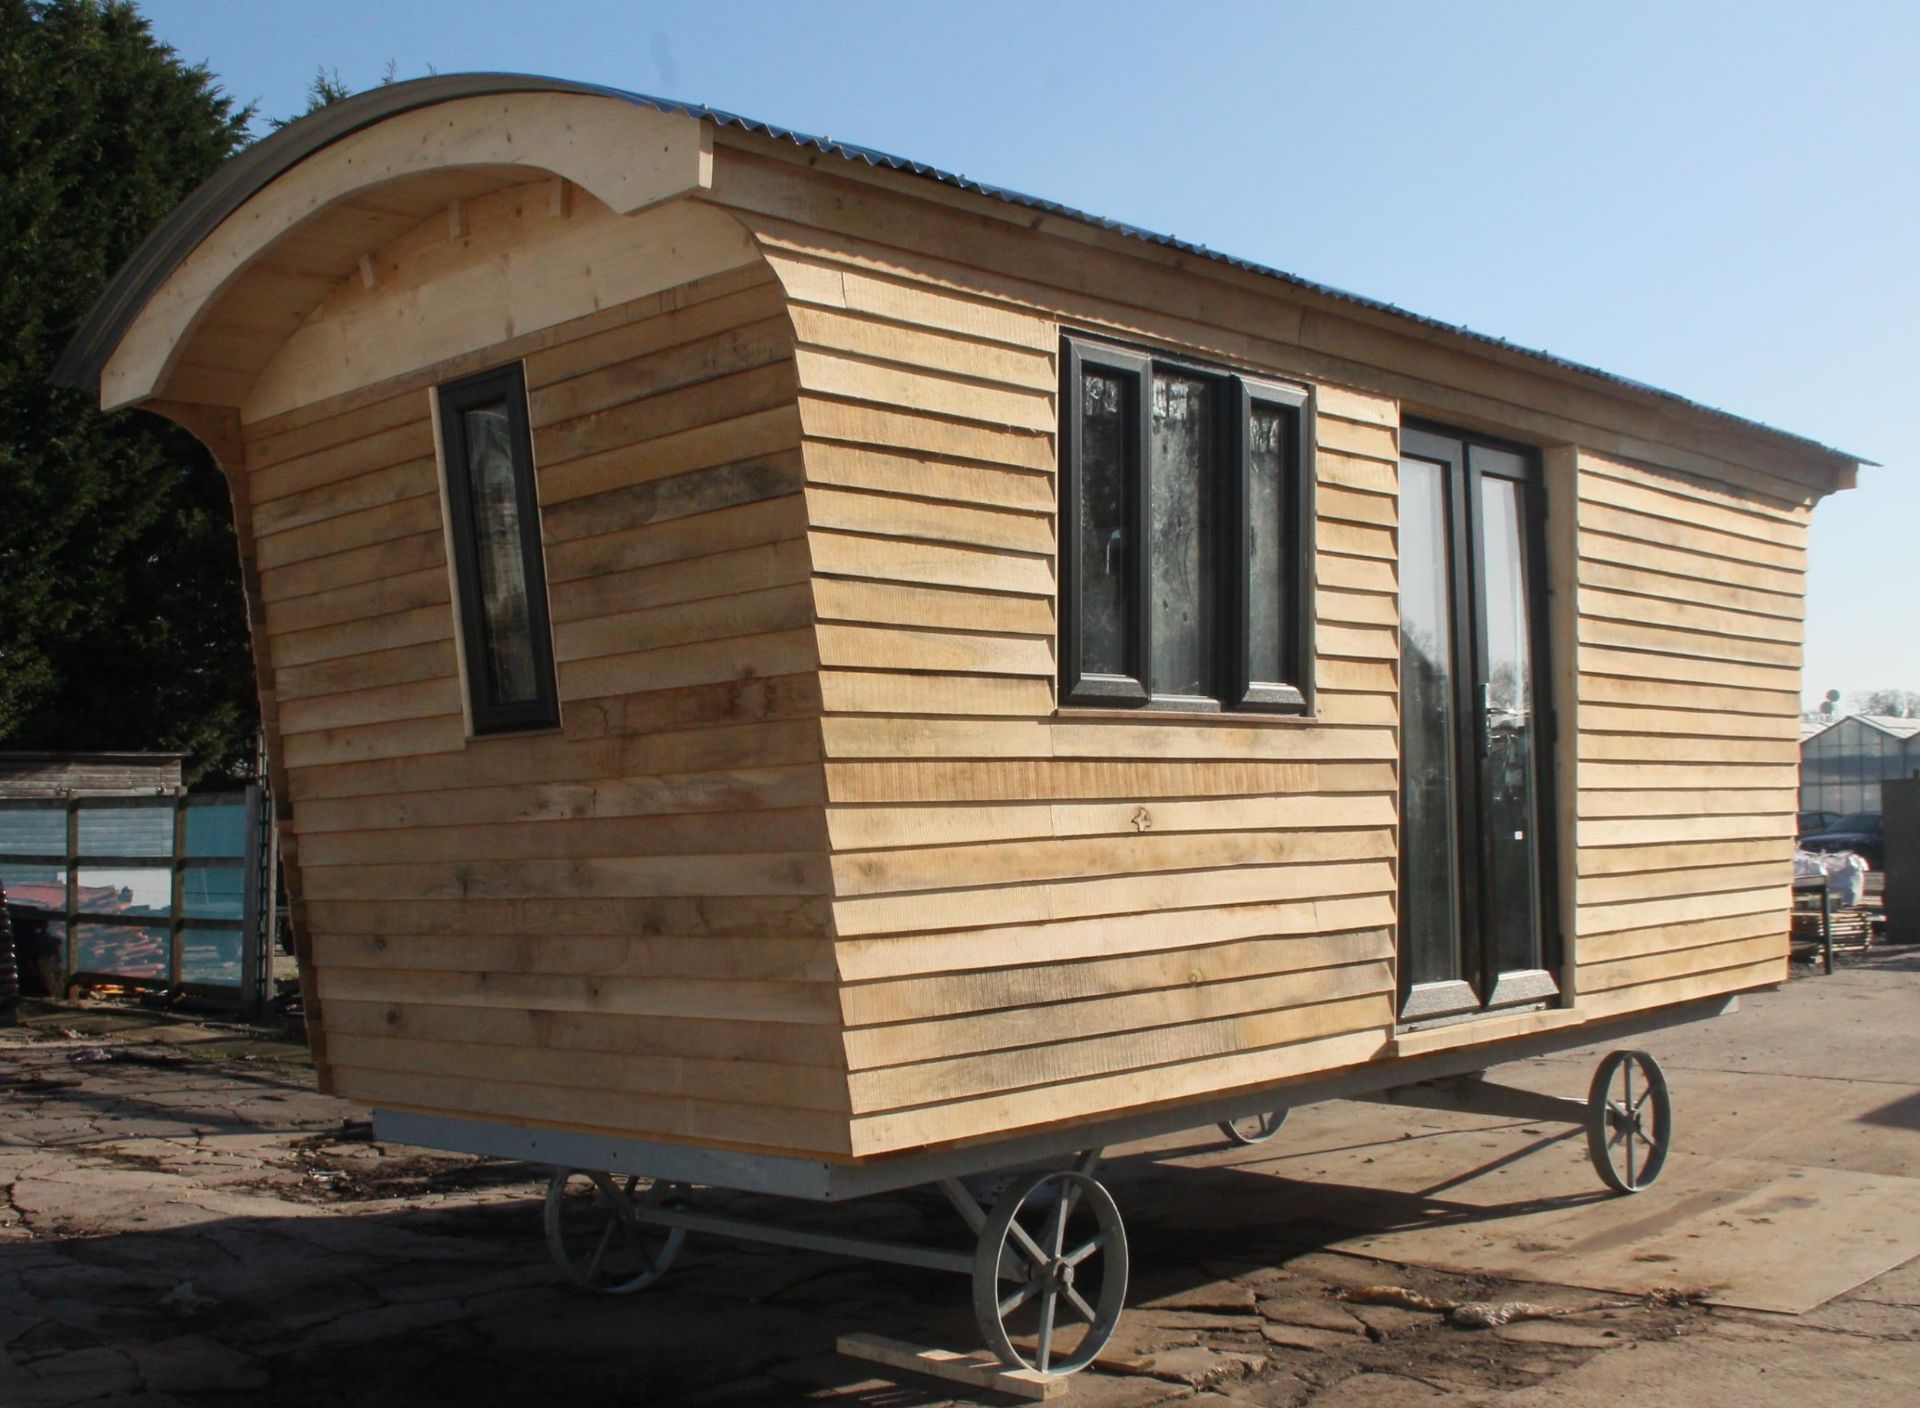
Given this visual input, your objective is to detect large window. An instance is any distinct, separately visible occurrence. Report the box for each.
[436,363,560,735]
[1059,335,1313,712]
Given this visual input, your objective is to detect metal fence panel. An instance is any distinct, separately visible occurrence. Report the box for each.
[0,783,273,1013]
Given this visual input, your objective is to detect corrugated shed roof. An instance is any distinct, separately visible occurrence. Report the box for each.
[51,73,1868,468]
[1855,714,1920,740]
[1800,713,1920,745]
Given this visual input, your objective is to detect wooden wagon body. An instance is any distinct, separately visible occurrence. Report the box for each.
[61,76,1860,1173]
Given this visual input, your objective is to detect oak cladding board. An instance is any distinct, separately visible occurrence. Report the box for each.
[295,806,830,868]
[326,1029,852,1106]
[337,1068,855,1157]
[315,966,840,1024]
[312,931,841,983]
[326,1032,853,1112]
[324,997,844,1064]
[846,1027,1392,1155]
[829,827,1394,899]
[839,928,1395,1025]
[832,859,1399,940]
[837,896,1397,982]
[306,894,833,940]
[846,985,1391,1111]
[840,969,1391,1074]
[822,758,1402,804]
[234,237,842,1145]
[289,762,825,835]
[1562,443,1802,1021]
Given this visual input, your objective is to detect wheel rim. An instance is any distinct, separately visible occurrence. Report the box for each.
[972,1170,1128,1377]
[1586,1051,1671,1194]
[1219,1107,1289,1146]
[543,1168,687,1293]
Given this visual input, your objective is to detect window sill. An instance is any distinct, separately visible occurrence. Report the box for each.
[1053,705,1319,727]
[463,722,566,744]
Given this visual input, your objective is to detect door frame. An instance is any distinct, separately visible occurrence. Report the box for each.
[1397,420,1563,1025]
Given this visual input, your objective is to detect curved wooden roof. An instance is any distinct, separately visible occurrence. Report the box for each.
[57,71,1863,470]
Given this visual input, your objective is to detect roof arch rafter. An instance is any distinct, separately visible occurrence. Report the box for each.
[90,86,713,410]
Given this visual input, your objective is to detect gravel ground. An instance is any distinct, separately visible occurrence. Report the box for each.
[2,965,1914,1406]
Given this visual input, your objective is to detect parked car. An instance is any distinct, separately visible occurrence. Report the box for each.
[1798,810,1840,838]
[1798,812,1884,869]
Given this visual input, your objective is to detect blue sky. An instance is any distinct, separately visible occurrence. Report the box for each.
[141,0,1916,707]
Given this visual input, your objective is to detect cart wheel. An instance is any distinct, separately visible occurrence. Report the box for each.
[972,1169,1129,1377]
[1585,1050,1671,1194]
[1218,1108,1289,1146]
[543,1168,687,1293]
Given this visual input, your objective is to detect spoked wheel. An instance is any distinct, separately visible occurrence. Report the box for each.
[1586,1050,1671,1194]
[972,1169,1129,1377]
[1218,1108,1289,1146]
[543,1168,688,1293]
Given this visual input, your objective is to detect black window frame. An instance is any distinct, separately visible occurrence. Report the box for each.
[436,362,561,737]
[1059,333,1314,715]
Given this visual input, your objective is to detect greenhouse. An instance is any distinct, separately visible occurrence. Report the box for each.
[1800,714,1920,817]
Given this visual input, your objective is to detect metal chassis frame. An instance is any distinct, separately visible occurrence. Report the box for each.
[567,1148,1109,1281]
[374,994,1733,1202]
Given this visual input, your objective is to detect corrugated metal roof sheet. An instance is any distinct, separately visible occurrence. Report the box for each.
[1855,714,1920,740]
[1800,714,1920,745]
[53,73,1868,468]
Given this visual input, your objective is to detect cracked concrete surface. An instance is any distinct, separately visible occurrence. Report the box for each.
[2,952,1916,1406]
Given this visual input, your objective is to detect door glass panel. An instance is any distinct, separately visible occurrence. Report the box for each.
[1148,374,1216,696]
[1398,457,1462,989]
[1478,475,1546,982]
[1247,404,1288,683]
[1078,370,1132,676]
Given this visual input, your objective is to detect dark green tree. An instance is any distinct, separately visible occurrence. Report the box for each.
[265,64,353,130]
[0,0,255,780]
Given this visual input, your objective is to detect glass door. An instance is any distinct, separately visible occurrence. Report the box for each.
[1397,425,1557,1023]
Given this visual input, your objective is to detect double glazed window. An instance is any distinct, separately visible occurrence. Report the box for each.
[436,364,559,735]
[1060,335,1313,712]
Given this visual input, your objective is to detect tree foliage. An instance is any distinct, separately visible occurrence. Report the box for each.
[264,64,355,130]
[0,0,255,780]
[1847,689,1920,719]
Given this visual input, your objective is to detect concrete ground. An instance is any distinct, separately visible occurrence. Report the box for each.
[2,950,1916,1407]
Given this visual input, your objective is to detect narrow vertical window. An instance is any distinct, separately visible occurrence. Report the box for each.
[437,363,559,735]
[1061,341,1149,704]
[1079,370,1133,676]
[1232,384,1312,711]
[1148,374,1218,699]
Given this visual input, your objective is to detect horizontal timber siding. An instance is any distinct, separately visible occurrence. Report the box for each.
[1561,448,1804,1012]
[242,233,852,1155]
[190,129,1838,1167]
[768,229,1404,1157]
